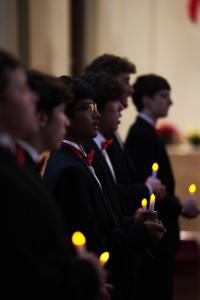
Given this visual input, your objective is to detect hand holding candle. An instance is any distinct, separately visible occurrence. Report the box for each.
[72,231,87,257]
[152,162,159,179]
[149,194,156,211]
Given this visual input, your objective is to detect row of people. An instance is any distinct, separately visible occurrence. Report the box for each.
[0,49,198,300]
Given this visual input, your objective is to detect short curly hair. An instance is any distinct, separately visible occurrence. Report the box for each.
[27,70,72,118]
[82,72,126,110]
[132,74,171,112]
[84,54,136,76]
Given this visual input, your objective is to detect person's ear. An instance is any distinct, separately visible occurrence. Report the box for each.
[143,95,152,109]
[38,112,48,128]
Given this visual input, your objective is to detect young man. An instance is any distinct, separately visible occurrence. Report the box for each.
[44,75,166,300]
[0,50,103,299]
[84,54,165,202]
[125,74,199,300]
[85,53,135,108]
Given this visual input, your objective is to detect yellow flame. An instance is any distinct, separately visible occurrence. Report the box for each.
[150,193,156,203]
[99,251,110,265]
[72,231,86,247]
[141,198,147,207]
[189,184,196,194]
[152,162,159,172]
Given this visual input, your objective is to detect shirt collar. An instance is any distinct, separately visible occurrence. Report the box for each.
[0,134,16,153]
[93,132,106,150]
[139,112,155,127]
[62,139,87,157]
[18,140,40,163]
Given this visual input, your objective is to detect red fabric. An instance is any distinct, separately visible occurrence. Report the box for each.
[86,150,95,166]
[61,142,83,159]
[16,146,26,167]
[188,0,200,22]
[101,139,113,150]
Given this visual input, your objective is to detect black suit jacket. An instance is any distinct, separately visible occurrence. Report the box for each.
[106,133,150,212]
[0,147,99,299]
[44,144,154,300]
[125,116,182,252]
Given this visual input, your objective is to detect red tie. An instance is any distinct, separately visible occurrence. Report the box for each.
[101,139,113,150]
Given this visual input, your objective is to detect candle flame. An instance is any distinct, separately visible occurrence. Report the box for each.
[72,231,86,247]
[189,184,196,194]
[150,193,156,203]
[152,162,159,172]
[99,251,110,265]
[141,198,147,207]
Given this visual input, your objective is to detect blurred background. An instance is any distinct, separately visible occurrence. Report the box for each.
[0,0,200,298]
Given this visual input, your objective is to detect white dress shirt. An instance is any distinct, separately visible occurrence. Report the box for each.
[93,132,117,183]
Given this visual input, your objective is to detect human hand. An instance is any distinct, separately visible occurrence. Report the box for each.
[182,198,200,219]
[146,177,166,199]
[144,220,166,241]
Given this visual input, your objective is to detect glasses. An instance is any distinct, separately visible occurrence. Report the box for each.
[74,102,98,113]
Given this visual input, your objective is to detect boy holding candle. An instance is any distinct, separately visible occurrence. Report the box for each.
[125,74,199,300]
[44,75,166,300]
[0,50,108,300]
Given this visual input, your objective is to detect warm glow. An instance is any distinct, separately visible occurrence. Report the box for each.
[150,194,156,203]
[189,184,196,194]
[141,198,147,208]
[152,163,159,172]
[99,252,110,265]
[72,231,86,247]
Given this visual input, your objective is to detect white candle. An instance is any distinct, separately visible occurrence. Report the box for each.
[72,231,87,257]
[149,194,156,211]
[152,162,159,179]
[99,251,110,266]
[141,198,147,211]
[189,183,196,200]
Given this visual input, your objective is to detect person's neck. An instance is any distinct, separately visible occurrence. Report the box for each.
[141,109,158,125]
[22,136,44,155]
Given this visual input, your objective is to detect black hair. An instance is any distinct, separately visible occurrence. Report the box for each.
[132,74,171,111]
[59,75,95,116]
[85,53,136,75]
[27,70,72,118]
[0,49,22,100]
[82,72,126,110]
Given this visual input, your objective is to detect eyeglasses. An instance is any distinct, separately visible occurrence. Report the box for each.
[74,102,98,113]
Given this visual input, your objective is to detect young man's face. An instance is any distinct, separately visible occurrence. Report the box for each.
[148,89,172,119]
[43,103,70,151]
[99,100,123,135]
[0,68,38,139]
[115,72,133,109]
[68,99,100,141]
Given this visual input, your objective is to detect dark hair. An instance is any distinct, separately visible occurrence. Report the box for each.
[82,72,126,110]
[84,54,136,76]
[27,70,72,118]
[0,49,22,99]
[59,75,95,116]
[132,74,171,112]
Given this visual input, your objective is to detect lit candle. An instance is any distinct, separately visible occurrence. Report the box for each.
[72,231,87,257]
[141,198,147,210]
[99,251,110,266]
[149,194,156,211]
[152,162,159,179]
[189,183,196,200]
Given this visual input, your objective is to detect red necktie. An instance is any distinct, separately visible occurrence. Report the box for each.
[101,139,113,150]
